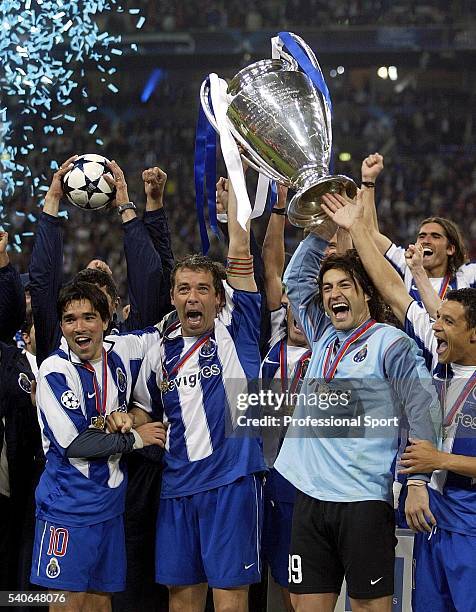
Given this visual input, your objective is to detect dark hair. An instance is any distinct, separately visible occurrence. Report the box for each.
[446,288,476,329]
[171,254,226,301]
[317,250,386,323]
[74,268,118,306]
[58,281,110,323]
[419,217,468,276]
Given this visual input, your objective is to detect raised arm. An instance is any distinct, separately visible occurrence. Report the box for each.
[226,179,256,292]
[107,162,166,329]
[29,157,76,364]
[322,191,412,325]
[0,232,26,342]
[262,185,288,310]
[406,244,441,318]
[360,153,392,254]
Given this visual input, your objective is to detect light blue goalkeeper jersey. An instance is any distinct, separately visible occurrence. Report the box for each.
[274,234,440,504]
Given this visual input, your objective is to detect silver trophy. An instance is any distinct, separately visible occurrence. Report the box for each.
[200,33,357,233]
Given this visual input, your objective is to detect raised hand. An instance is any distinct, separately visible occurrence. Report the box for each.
[405,243,424,271]
[104,160,129,207]
[142,166,167,208]
[44,155,78,215]
[321,190,364,231]
[216,177,229,215]
[361,153,384,182]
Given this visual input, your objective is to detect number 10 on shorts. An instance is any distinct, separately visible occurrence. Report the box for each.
[288,554,303,583]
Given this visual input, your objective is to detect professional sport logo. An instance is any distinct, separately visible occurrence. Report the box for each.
[18,372,32,394]
[116,367,127,392]
[60,390,80,409]
[353,344,368,363]
[199,338,217,359]
[46,558,61,579]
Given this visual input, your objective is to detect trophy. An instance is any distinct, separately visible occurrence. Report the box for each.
[200,33,357,234]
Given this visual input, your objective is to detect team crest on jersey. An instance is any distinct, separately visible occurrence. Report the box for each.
[353,344,368,363]
[46,558,61,579]
[116,367,127,392]
[18,372,32,394]
[60,390,80,410]
[199,338,217,359]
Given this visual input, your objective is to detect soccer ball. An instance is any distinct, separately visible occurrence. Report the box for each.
[62,154,116,210]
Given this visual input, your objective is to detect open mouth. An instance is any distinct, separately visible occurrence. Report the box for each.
[75,336,92,350]
[330,302,350,322]
[186,310,203,328]
[436,337,448,355]
[422,247,433,258]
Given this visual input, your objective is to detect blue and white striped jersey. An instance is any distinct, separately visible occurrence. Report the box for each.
[275,234,439,504]
[403,303,476,534]
[386,243,476,303]
[133,281,266,498]
[35,329,159,527]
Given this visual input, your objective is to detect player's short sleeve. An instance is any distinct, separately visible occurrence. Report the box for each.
[457,262,476,288]
[404,301,437,373]
[268,305,287,350]
[132,347,163,419]
[36,359,88,455]
[218,280,261,344]
[385,243,407,278]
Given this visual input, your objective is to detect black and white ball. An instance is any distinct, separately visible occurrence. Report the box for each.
[62,154,116,210]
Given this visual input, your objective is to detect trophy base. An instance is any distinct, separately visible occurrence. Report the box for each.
[287,174,357,231]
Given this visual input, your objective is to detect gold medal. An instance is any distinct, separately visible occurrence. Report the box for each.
[91,415,106,429]
[160,380,169,393]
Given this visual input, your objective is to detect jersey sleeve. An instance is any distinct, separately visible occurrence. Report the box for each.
[404,300,437,373]
[132,347,163,419]
[283,233,330,344]
[36,359,88,455]
[218,280,261,345]
[457,262,476,288]
[384,243,407,279]
[268,305,287,351]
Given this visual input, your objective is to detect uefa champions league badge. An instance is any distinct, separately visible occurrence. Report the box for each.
[116,367,127,392]
[353,344,368,363]
[199,338,217,359]
[17,372,32,394]
[60,390,80,410]
[46,558,61,579]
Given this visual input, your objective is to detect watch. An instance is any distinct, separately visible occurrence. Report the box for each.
[117,202,136,216]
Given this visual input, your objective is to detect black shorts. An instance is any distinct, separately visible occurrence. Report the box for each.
[289,492,397,599]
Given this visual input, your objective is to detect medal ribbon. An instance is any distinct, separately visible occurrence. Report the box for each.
[279,340,311,394]
[323,319,376,382]
[438,274,451,300]
[442,370,476,429]
[162,332,213,383]
[83,349,108,418]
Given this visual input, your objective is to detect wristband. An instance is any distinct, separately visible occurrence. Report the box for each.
[271,207,287,216]
[117,201,136,216]
[407,479,427,487]
[361,181,375,188]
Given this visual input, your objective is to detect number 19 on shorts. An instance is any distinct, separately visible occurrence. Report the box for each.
[288,554,303,584]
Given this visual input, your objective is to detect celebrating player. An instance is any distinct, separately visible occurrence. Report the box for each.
[274,204,439,612]
[132,179,266,612]
[30,282,166,611]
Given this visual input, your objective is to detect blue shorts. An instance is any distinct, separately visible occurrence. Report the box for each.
[262,498,294,588]
[30,516,126,592]
[413,526,476,612]
[156,474,263,588]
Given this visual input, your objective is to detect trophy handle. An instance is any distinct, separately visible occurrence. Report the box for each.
[280,33,332,152]
[200,78,219,131]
